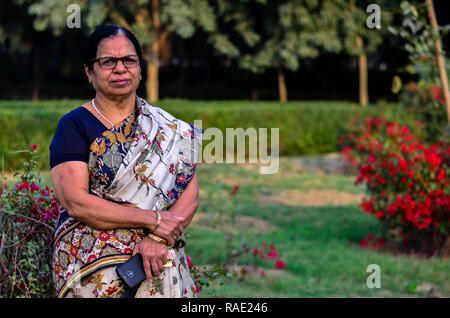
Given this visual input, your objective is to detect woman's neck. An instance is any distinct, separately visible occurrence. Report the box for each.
[94,93,137,122]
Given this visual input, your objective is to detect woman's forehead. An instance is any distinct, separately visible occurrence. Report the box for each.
[96,34,137,58]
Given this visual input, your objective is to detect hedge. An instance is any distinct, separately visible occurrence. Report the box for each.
[0,99,418,170]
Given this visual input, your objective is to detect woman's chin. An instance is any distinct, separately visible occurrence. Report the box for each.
[106,86,136,97]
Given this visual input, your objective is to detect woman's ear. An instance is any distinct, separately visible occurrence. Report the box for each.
[84,64,93,84]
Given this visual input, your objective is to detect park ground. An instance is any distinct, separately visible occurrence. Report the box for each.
[8,153,449,297]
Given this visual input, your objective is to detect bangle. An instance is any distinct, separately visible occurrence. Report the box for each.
[147,233,167,245]
[151,210,161,233]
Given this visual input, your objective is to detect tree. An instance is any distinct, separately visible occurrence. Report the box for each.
[236,0,347,103]
[0,1,57,100]
[339,0,395,106]
[426,0,450,124]
[24,0,239,102]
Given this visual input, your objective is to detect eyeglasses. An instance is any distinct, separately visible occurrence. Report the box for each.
[91,54,140,69]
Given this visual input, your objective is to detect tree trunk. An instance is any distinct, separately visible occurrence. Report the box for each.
[426,0,450,124]
[31,43,41,101]
[278,68,287,103]
[251,87,259,101]
[147,45,159,102]
[143,0,160,102]
[356,35,368,106]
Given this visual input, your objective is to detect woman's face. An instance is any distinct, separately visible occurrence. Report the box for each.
[85,34,141,99]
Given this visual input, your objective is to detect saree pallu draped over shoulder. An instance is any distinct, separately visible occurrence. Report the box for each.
[52,97,203,298]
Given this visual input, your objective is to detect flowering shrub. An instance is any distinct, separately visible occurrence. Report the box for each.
[251,242,287,278]
[0,145,59,297]
[186,256,231,294]
[188,183,289,294]
[339,116,450,255]
[399,81,448,143]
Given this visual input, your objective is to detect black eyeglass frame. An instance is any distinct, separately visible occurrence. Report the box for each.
[90,54,141,70]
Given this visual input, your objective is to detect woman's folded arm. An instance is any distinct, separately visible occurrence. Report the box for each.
[51,161,158,230]
[167,171,199,229]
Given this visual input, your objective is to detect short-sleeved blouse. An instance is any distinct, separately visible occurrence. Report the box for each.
[50,107,110,169]
[50,106,138,170]
[50,105,140,193]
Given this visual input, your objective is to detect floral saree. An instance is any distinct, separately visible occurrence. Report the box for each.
[52,97,203,298]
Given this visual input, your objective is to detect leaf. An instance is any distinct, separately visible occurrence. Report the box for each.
[7,150,31,154]
[102,130,116,144]
[392,76,402,94]
[388,26,398,35]
[405,64,416,74]
[90,142,99,153]
[98,139,106,156]
[116,133,127,143]
[124,123,132,136]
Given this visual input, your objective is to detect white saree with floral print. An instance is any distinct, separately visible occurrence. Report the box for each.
[52,97,203,298]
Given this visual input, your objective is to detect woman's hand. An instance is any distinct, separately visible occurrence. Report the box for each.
[132,237,168,283]
[151,211,185,246]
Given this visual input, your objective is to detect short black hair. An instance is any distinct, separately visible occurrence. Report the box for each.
[83,25,145,71]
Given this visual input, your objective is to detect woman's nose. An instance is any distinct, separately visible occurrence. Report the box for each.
[113,60,127,72]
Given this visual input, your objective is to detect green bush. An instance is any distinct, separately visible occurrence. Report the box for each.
[0,146,58,297]
[339,115,449,255]
[0,99,418,170]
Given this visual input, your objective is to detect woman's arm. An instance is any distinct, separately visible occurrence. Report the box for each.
[50,161,183,246]
[167,171,199,229]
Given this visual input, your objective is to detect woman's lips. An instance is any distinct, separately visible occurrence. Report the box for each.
[111,80,130,86]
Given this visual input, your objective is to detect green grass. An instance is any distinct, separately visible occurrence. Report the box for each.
[0,99,420,171]
[4,155,449,298]
[185,157,450,298]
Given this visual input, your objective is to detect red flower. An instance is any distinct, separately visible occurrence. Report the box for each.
[432,86,445,104]
[436,169,445,183]
[398,159,408,171]
[361,238,369,247]
[195,282,201,293]
[30,144,38,150]
[342,146,352,154]
[231,185,240,195]
[375,211,385,219]
[275,259,287,269]
[268,250,278,260]
[30,182,40,192]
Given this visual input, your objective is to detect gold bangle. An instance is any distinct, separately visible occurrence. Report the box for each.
[147,233,167,245]
[151,210,161,233]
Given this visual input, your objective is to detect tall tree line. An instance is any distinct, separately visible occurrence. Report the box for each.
[1,0,409,103]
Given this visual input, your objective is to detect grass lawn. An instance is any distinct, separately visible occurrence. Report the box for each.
[188,155,450,298]
[4,154,449,297]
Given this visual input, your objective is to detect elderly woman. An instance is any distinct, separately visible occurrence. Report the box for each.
[50,25,202,298]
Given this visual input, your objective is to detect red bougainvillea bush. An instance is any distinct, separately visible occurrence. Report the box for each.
[0,145,59,297]
[338,116,450,256]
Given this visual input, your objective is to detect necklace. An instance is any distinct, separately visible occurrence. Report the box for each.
[92,98,114,128]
